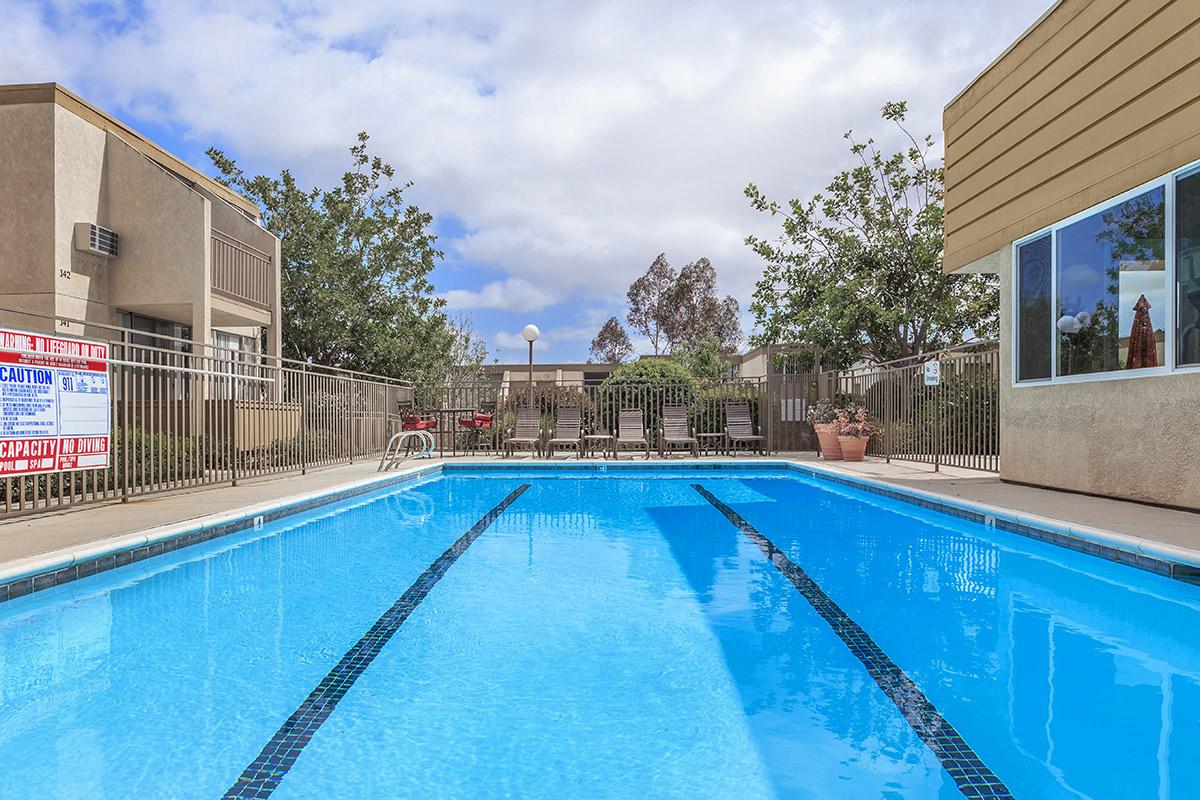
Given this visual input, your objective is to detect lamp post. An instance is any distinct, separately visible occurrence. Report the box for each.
[522,323,540,407]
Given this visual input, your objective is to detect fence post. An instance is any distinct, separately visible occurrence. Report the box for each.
[885,369,893,464]
[300,366,308,475]
[933,376,941,473]
[229,391,239,486]
[121,363,130,503]
[763,376,772,455]
[348,381,355,465]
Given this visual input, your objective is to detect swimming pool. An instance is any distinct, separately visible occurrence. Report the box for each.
[1,466,1198,798]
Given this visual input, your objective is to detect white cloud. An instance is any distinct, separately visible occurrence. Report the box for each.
[494,329,551,353]
[0,0,1055,334]
[442,278,559,312]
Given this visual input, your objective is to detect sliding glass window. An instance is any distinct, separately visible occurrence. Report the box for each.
[1011,161,1200,383]
[1054,186,1165,377]
[1016,235,1052,381]
[1177,171,1200,367]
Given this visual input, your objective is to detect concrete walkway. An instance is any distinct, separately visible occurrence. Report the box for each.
[805,456,1199,553]
[1,454,1196,570]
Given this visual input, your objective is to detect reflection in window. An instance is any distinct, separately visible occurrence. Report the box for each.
[1055,187,1165,377]
[1177,173,1200,366]
[1016,235,1052,381]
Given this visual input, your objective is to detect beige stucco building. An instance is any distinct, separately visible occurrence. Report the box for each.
[943,0,1200,510]
[0,82,281,362]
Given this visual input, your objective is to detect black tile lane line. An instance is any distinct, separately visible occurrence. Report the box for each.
[691,484,1015,800]
[221,483,531,800]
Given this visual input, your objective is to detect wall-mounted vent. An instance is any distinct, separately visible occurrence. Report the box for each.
[74,222,119,258]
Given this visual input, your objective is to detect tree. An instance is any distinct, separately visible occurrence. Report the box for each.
[625,254,742,356]
[674,335,728,380]
[589,316,634,364]
[744,101,998,366]
[207,132,487,383]
[443,314,494,382]
[602,358,695,385]
[666,258,742,354]
[626,253,676,355]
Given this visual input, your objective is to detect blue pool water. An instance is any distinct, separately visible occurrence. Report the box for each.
[1,467,1198,798]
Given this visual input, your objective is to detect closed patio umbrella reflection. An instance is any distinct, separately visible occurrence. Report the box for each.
[1126,293,1158,369]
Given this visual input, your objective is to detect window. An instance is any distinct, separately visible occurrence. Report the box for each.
[213,330,262,399]
[115,310,191,358]
[1016,235,1052,381]
[1177,172,1200,367]
[1055,187,1165,377]
[1013,178,1186,384]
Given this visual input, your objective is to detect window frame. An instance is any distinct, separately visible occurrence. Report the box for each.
[1009,164,1200,387]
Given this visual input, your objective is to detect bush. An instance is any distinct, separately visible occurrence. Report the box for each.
[603,359,696,385]
[689,380,762,437]
[595,360,699,439]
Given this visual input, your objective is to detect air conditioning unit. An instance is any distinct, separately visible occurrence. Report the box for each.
[74,223,119,258]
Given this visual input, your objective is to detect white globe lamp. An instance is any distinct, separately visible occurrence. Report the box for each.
[522,324,540,406]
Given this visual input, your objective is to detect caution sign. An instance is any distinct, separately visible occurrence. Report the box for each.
[0,328,110,476]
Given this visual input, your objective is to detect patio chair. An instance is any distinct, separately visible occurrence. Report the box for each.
[504,406,543,457]
[725,401,766,456]
[545,405,583,458]
[615,408,651,459]
[400,407,438,456]
[458,410,496,453]
[659,404,699,458]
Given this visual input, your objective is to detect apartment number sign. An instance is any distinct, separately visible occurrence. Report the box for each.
[0,328,111,477]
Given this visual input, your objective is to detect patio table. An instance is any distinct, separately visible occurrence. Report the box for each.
[582,433,614,459]
[697,432,728,457]
[432,408,477,456]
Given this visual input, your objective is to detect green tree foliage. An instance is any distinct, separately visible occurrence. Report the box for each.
[625,254,676,356]
[744,101,998,366]
[602,357,695,386]
[589,316,635,364]
[207,132,486,382]
[625,254,741,356]
[673,336,728,380]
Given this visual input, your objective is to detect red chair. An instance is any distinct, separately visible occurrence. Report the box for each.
[457,412,493,451]
[400,411,438,455]
[402,412,438,431]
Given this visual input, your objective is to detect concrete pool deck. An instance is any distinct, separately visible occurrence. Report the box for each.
[1,453,1197,581]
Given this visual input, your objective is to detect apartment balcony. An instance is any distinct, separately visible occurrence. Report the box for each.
[210,228,276,329]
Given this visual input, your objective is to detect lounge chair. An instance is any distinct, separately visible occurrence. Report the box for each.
[725,401,766,456]
[659,404,699,458]
[545,405,583,458]
[504,406,542,457]
[615,408,651,459]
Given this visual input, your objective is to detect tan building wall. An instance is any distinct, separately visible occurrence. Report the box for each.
[946,2,1200,509]
[973,247,1200,509]
[0,102,56,322]
[104,126,212,342]
[944,0,1200,272]
[0,82,280,360]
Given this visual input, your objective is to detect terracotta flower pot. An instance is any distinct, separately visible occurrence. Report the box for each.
[837,435,869,462]
[814,423,842,460]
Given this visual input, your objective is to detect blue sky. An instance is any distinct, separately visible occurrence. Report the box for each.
[2,0,1051,362]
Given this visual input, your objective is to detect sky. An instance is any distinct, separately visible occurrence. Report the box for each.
[2,0,1052,362]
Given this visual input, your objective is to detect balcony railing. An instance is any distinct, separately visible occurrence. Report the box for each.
[211,229,272,310]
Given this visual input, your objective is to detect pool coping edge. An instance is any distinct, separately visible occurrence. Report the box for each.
[0,461,444,602]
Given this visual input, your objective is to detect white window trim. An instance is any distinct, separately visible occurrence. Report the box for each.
[1010,161,1200,388]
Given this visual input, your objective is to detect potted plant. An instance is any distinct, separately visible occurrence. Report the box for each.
[832,404,882,462]
[805,398,842,460]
